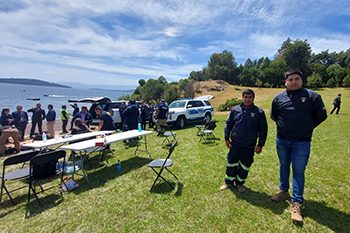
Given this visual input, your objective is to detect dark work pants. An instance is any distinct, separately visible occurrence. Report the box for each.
[225,144,255,185]
[62,120,68,133]
[330,105,340,114]
[141,117,147,130]
[15,122,27,140]
[30,120,42,137]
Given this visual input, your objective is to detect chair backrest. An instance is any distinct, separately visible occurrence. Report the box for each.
[165,140,178,161]
[205,120,217,130]
[30,150,66,180]
[3,150,41,166]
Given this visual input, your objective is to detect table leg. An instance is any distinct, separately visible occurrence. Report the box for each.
[134,135,151,159]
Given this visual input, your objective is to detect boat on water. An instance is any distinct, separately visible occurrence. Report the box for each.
[27,98,40,101]
[19,89,27,92]
[43,94,51,97]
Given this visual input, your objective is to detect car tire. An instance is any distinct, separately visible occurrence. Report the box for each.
[204,113,211,123]
[176,116,186,128]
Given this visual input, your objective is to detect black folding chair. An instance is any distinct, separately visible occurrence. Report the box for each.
[199,119,217,143]
[0,150,40,205]
[195,118,207,135]
[28,150,67,206]
[160,125,177,146]
[149,140,178,191]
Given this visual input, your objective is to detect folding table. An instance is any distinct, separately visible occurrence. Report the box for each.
[61,130,153,182]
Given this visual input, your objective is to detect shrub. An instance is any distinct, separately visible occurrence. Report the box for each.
[218,98,243,111]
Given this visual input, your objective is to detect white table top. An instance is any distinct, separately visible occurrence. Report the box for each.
[24,130,115,149]
[61,130,153,151]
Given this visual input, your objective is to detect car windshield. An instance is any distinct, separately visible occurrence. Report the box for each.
[169,101,186,108]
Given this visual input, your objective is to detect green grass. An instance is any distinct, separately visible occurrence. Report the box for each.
[1,88,350,232]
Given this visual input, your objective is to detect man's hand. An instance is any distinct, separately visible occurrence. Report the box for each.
[225,140,232,149]
[255,146,262,154]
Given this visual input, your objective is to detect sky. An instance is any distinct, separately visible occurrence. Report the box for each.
[0,0,350,89]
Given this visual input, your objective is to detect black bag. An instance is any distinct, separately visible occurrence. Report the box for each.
[4,147,17,155]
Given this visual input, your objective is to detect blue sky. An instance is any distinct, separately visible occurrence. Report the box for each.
[0,0,349,89]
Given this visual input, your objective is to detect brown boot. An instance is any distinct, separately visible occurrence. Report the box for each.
[271,189,290,202]
[291,202,303,223]
[237,185,246,193]
[219,184,233,190]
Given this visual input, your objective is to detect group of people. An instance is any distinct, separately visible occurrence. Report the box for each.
[118,99,169,136]
[220,69,329,223]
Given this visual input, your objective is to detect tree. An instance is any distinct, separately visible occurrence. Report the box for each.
[283,39,312,79]
[326,65,348,87]
[343,74,350,87]
[184,81,194,98]
[307,72,323,88]
[255,79,262,88]
[207,50,238,84]
[189,71,205,81]
[163,84,180,103]
[275,37,292,58]
[261,58,288,87]
[138,79,146,87]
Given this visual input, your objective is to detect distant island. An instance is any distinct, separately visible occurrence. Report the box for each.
[89,88,134,92]
[0,78,71,88]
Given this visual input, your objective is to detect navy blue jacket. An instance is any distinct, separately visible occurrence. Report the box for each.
[12,111,28,125]
[271,88,327,141]
[72,112,93,127]
[123,104,138,130]
[46,109,56,121]
[0,114,14,127]
[225,103,268,147]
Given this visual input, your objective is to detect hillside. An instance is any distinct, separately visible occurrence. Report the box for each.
[0,78,71,88]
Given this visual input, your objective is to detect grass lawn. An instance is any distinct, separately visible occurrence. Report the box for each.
[1,87,349,232]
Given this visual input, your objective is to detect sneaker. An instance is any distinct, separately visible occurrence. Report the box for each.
[219,184,233,190]
[291,202,303,223]
[271,189,290,202]
[237,185,246,193]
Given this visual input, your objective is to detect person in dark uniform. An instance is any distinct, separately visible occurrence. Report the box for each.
[95,106,115,131]
[148,101,155,129]
[140,100,149,130]
[12,106,28,141]
[220,89,268,193]
[70,103,79,117]
[1,108,14,127]
[330,94,341,114]
[119,102,127,131]
[123,100,138,131]
[28,103,46,138]
[270,69,327,223]
[71,106,93,129]
[155,100,169,136]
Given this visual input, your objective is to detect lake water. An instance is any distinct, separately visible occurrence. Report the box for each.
[0,83,133,118]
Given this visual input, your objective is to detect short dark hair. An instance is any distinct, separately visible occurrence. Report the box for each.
[95,106,102,111]
[285,69,302,80]
[81,106,88,110]
[338,94,341,96]
[62,105,67,109]
[242,89,255,98]
[48,104,53,109]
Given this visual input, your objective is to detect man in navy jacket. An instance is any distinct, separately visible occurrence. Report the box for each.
[270,69,327,223]
[220,89,267,193]
[12,106,28,141]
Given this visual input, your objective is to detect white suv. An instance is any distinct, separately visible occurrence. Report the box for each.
[167,95,214,128]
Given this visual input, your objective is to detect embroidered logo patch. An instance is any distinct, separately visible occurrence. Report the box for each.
[250,112,255,117]
[301,97,307,102]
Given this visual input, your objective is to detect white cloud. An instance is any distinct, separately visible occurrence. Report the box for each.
[0,0,350,86]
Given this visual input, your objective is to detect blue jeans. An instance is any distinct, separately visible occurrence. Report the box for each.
[276,137,310,203]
